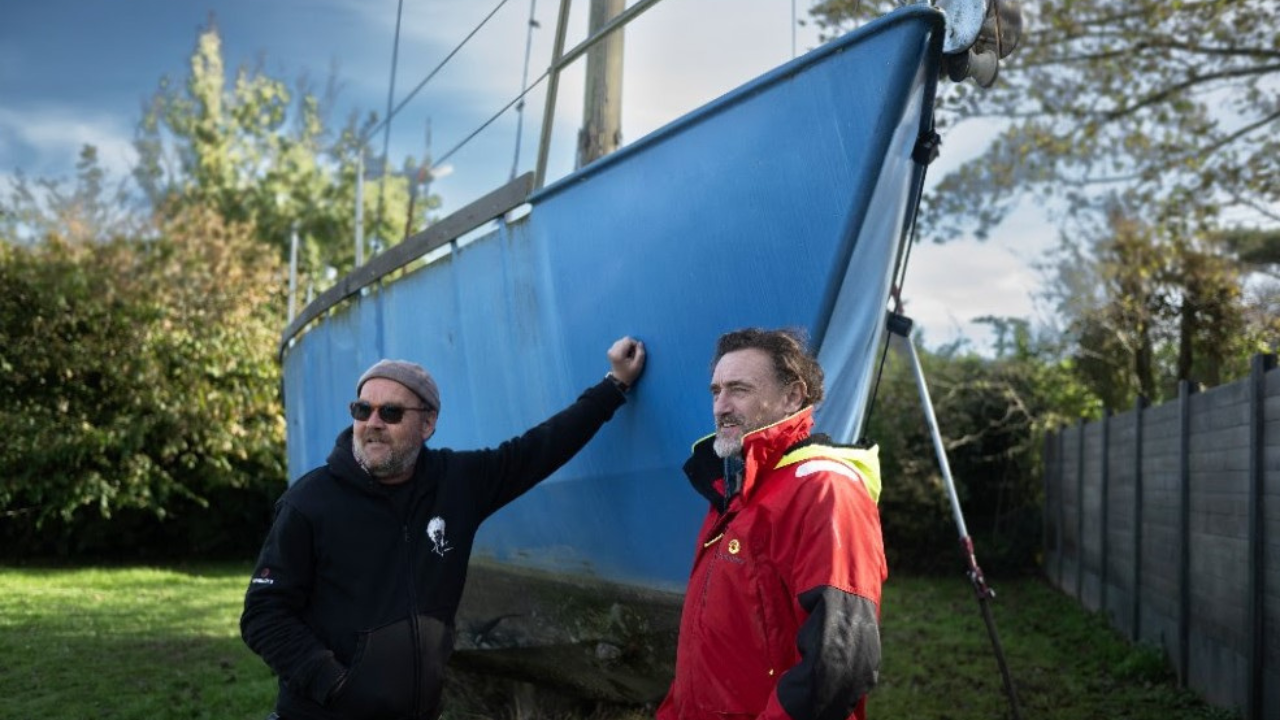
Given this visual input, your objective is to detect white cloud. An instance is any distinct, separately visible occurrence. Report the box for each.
[0,105,137,180]
[902,200,1056,352]
[346,0,827,207]
[620,0,823,141]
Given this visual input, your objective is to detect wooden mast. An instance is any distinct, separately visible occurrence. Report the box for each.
[576,0,624,168]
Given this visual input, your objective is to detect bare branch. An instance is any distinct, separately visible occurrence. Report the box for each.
[1106,63,1280,120]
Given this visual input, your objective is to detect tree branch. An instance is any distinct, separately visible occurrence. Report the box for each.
[1227,190,1280,224]
[1189,108,1280,159]
[1106,63,1280,120]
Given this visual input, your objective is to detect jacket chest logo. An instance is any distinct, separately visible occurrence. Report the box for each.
[703,532,745,563]
[427,516,452,557]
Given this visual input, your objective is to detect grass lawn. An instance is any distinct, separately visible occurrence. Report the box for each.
[0,564,274,720]
[0,564,1236,720]
[870,575,1236,720]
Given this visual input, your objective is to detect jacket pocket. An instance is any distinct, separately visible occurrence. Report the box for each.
[329,615,453,719]
[414,616,453,719]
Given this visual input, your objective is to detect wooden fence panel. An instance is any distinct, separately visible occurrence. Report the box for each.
[1080,420,1105,611]
[1044,430,1063,588]
[1186,383,1252,708]
[1138,400,1182,658]
[1043,355,1277,719]
[1105,409,1139,635]
[1262,365,1280,720]
[1058,423,1083,594]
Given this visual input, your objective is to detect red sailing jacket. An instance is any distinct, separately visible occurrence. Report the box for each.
[657,407,886,720]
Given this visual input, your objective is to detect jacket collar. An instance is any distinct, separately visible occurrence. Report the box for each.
[739,407,814,500]
[684,407,815,509]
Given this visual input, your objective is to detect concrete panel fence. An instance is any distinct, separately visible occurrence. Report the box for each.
[1042,354,1279,720]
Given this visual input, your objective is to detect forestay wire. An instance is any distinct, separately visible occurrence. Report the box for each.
[365,0,514,146]
[857,147,927,443]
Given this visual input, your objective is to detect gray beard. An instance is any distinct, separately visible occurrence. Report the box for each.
[353,436,419,480]
[713,434,742,459]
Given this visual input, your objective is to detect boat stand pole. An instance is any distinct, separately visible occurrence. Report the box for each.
[886,312,1025,720]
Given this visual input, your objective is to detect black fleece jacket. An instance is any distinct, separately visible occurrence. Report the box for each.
[240,379,626,720]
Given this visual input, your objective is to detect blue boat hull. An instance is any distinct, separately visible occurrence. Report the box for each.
[282,7,944,595]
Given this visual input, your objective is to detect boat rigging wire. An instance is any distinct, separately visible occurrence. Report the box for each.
[858,199,921,444]
[370,0,667,204]
[366,0,513,146]
[511,0,540,181]
[373,0,406,248]
[437,69,551,171]
[364,0,513,251]
[857,119,936,445]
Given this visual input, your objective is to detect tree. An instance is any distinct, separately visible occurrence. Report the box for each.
[0,21,446,559]
[864,327,1098,573]
[816,0,1278,399]
[0,204,287,557]
[1,146,140,245]
[813,0,1279,243]
[1040,203,1271,407]
[1220,227,1280,270]
[133,20,437,283]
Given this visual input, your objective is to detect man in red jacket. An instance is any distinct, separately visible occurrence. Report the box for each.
[657,328,887,720]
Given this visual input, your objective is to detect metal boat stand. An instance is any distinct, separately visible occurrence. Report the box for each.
[885,311,1026,720]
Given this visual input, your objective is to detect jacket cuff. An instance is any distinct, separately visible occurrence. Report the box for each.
[591,377,629,406]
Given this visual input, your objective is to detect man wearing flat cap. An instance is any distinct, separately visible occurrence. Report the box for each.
[241,337,646,720]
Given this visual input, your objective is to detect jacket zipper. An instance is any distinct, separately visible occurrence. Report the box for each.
[380,482,423,719]
[404,519,423,717]
[696,515,734,613]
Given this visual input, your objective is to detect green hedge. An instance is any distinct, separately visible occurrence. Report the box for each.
[0,210,287,560]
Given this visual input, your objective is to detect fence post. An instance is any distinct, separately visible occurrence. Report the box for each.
[1247,354,1275,720]
[1177,379,1195,687]
[1100,409,1111,616]
[1131,395,1147,643]
[1076,418,1086,601]
[1057,428,1066,588]
[1043,428,1055,585]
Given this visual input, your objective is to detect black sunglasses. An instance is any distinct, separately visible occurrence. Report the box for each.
[349,400,430,424]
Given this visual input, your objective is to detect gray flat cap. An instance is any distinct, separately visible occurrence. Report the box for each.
[357,359,440,411]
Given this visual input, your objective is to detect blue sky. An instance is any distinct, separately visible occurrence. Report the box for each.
[0,0,1051,351]
[2,1,371,177]
[0,0,836,203]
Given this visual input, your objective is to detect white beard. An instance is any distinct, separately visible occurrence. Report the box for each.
[713,434,742,458]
